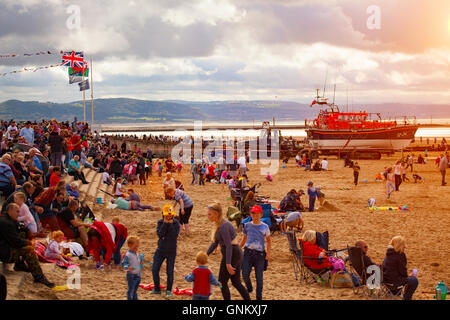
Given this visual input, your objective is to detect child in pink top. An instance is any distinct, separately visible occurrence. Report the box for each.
[14,192,37,233]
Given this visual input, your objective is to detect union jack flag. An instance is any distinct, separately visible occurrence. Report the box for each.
[71,60,88,74]
[61,51,84,68]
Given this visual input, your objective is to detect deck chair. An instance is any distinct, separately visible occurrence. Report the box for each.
[286,231,330,284]
[379,271,405,299]
[241,203,272,228]
[347,246,382,298]
[286,230,302,280]
[298,239,332,285]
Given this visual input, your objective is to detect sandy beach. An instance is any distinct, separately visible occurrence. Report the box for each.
[4,151,450,300]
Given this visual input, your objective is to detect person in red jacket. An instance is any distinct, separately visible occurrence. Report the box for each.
[300,230,360,287]
[86,220,128,269]
[185,251,221,300]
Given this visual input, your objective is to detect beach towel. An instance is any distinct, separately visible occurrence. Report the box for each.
[368,206,408,211]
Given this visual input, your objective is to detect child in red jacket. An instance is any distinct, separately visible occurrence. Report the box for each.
[185,251,221,300]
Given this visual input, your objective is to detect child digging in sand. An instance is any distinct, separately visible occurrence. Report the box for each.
[185,251,221,300]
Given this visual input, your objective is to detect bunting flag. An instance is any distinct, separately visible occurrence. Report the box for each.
[0,50,64,58]
[78,79,90,91]
[0,63,64,77]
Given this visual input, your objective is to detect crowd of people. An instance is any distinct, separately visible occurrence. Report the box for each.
[0,118,429,301]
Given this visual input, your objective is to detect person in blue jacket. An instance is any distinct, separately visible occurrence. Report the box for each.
[307,181,319,212]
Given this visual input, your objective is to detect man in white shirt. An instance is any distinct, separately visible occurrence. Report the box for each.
[321,158,328,171]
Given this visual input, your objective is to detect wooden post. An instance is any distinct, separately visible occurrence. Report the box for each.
[90,59,94,127]
[83,85,86,124]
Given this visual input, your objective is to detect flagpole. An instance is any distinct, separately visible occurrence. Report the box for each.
[90,59,94,127]
[83,83,86,124]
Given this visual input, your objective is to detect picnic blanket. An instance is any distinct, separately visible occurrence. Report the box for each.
[35,242,79,269]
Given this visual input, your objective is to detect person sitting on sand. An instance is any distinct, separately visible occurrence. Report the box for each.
[321,158,328,171]
[44,230,70,265]
[113,177,127,198]
[312,160,321,171]
[0,203,54,287]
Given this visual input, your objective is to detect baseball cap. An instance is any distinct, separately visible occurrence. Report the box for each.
[298,189,305,195]
[250,205,263,214]
[162,204,175,216]
[307,181,313,186]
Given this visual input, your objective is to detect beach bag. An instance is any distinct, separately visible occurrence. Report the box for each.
[330,271,353,288]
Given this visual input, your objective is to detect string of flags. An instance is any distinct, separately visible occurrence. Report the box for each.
[0,63,63,77]
[0,49,90,91]
[0,50,64,58]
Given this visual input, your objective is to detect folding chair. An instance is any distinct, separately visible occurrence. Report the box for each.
[380,271,405,299]
[285,231,330,284]
[346,246,382,298]
[299,239,332,285]
[286,230,302,280]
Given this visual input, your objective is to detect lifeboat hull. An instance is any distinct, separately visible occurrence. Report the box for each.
[306,126,418,150]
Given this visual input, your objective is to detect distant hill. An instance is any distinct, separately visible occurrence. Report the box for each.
[0,98,449,123]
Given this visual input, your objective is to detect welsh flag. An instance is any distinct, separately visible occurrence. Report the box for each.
[69,66,89,77]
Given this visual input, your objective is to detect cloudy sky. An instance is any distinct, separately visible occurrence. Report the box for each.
[0,0,449,105]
